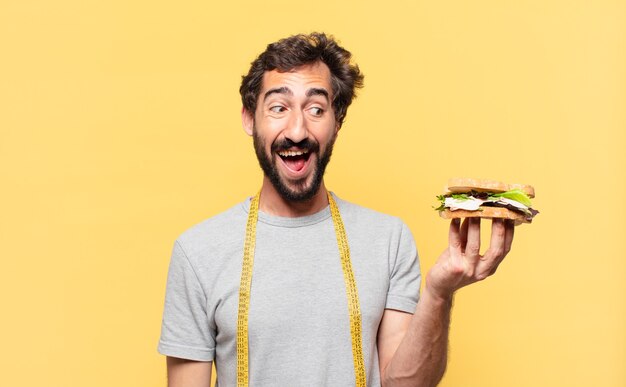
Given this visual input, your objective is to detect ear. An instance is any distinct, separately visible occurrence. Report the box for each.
[242,107,254,136]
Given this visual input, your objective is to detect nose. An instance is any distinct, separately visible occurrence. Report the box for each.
[283,109,308,144]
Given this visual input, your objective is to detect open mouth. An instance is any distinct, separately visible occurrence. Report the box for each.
[277,149,312,173]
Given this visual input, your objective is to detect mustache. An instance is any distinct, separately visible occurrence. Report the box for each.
[271,138,320,153]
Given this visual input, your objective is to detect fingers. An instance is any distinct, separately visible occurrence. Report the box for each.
[465,218,481,264]
[444,216,517,290]
[487,218,507,258]
[492,219,515,260]
[448,218,462,254]
[477,219,515,279]
[459,217,469,250]
[449,217,479,253]
[504,219,515,254]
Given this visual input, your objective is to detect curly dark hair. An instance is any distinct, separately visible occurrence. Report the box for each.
[240,32,364,127]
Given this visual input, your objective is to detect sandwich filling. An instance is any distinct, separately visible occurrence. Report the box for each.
[435,189,539,222]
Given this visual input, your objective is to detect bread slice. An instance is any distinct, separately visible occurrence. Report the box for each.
[444,177,535,198]
[439,207,529,225]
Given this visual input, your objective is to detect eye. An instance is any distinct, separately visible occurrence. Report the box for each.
[309,107,324,117]
[269,105,287,113]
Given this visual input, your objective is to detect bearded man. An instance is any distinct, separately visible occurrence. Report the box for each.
[158,32,515,387]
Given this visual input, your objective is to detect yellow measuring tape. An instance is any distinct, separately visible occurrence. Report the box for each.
[236,191,366,386]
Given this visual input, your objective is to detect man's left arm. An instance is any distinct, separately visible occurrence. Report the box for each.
[378,217,515,387]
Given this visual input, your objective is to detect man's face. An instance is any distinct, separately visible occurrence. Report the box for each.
[244,61,339,202]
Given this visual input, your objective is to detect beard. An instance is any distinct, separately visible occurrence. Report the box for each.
[253,130,335,202]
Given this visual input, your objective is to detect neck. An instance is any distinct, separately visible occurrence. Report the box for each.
[257,177,329,217]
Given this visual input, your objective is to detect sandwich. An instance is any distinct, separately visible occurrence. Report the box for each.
[435,178,539,224]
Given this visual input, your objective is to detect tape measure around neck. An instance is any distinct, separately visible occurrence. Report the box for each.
[236,191,366,386]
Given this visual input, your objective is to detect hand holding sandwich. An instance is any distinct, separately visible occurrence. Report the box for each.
[428,177,536,299]
[426,216,515,301]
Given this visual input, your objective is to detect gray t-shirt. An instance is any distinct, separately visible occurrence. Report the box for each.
[158,194,421,386]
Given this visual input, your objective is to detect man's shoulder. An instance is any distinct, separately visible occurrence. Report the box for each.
[175,198,249,257]
[335,194,407,233]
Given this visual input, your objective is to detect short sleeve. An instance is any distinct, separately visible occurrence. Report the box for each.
[157,240,215,361]
[385,222,421,313]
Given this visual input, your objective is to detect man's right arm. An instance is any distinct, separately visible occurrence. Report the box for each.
[166,357,212,387]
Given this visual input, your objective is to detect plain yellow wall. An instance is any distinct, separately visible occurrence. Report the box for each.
[1,1,624,386]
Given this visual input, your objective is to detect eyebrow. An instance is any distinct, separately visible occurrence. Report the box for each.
[262,86,330,102]
[263,86,292,101]
[306,87,329,101]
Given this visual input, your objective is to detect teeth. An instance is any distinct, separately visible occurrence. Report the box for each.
[278,150,308,157]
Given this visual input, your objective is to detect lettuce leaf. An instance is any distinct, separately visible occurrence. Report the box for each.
[490,189,532,207]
